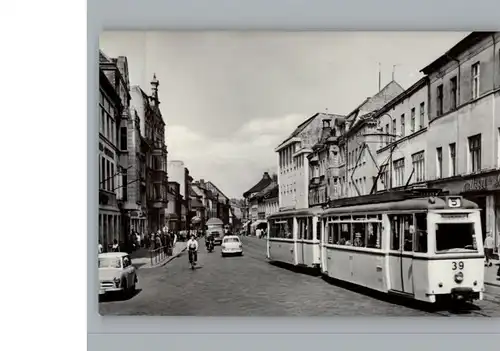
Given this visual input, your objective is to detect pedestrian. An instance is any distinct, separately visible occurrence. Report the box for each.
[98,241,103,254]
[484,231,494,267]
[111,239,120,252]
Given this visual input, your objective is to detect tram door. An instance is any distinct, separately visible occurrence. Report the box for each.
[296,217,305,265]
[400,215,415,294]
[389,214,414,294]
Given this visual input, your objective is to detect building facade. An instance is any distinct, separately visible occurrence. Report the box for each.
[243,172,274,233]
[275,113,341,210]
[98,52,126,249]
[130,76,168,233]
[421,32,500,246]
[373,77,430,193]
[339,81,405,200]
[166,181,181,231]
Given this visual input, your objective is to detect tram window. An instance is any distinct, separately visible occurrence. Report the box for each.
[402,215,414,252]
[297,219,304,239]
[286,218,293,239]
[339,223,351,245]
[316,221,321,241]
[390,215,400,250]
[414,213,428,253]
[352,221,366,248]
[435,223,476,253]
[328,223,335,244]
[366,222,381,249]
[307,218,313,240]
[270,221,279,238]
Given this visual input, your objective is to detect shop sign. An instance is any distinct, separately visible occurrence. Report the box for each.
[462,173,500,193]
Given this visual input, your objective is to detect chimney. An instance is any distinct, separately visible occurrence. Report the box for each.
[272,174,278,182]
[200,179,205,185]
[263,172,271,179]
[320,118,332,141]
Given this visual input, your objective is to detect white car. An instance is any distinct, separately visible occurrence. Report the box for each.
[221,235,243,257]
[98,252,137,296]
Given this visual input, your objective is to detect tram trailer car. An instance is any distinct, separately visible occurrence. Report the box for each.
[267,208,323,269]
[319,194,485,304]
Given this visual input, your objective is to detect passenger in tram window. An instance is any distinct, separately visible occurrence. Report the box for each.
[340,223,351,245]
[352,222,366,247]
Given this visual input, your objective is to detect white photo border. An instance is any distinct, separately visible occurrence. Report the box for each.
[88,0,500,349]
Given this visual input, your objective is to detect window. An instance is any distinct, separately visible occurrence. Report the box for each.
[393,158,405,187]
[436,147,443,178]
[338,218,351,245]
[390,215,400,250]
[120,127,127,151]
[468,134,481,172]
[392,118,396,137]
[410,108,416,133]
[449,143,456,176]
[435,223,477,253]
[419,102,425,129]
[110,163,115,192]
[385,123,389,145]
[400,114,405,137]
[401,214,413,252]
[100,156,105,190]
[472,62,480,99]
[436,84,443,116]
[366,221,381,249]
[414,213,427,253]
[122,173,128,201]
[352,218,366,248]
[411,151,425,183]
[330,221,337,244]
[380,164,389,189]
[450,76,457,109]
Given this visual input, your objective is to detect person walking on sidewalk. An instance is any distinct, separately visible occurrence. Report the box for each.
[484,231,494,267]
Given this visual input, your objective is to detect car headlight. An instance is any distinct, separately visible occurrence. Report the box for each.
[454,272,464,284]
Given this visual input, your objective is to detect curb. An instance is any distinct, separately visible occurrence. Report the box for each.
[158,246,187,267]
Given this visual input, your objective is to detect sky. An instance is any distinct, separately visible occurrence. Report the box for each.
[99,31,468,199]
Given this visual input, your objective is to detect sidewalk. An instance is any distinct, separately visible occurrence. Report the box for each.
[130,242,187,269]
[484,259,500,287]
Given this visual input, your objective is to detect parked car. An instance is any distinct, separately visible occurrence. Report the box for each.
[221,235,243,257]
[98,252,137,296]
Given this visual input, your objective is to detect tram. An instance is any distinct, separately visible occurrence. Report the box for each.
[268,189,486,304]
[267,208,323,269]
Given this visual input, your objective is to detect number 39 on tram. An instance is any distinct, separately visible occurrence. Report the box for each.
[320,193,485,304]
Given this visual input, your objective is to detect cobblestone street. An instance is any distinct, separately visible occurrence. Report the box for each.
[99,237,500,316]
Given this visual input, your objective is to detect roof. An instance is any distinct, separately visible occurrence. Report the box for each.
[98,252,128,258]
[276,112,344,149]
[243,172,273,198]
[420,32,493,74]
[268,207,324,219]
[323,196,478,216]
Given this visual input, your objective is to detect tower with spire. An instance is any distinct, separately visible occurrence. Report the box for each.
[150,73,160,105]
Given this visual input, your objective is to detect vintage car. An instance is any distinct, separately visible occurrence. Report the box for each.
[221,235,243,257]
[98,252,138,296]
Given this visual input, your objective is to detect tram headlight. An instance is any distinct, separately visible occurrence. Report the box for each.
[454,272,464,284]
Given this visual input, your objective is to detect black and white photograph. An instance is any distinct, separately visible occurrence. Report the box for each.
[97,31,500,316]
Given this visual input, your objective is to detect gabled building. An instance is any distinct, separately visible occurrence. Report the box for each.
[275,113,343,210]
[338,81,405,200]
[307,115,345,208]
[242,172,274,232]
